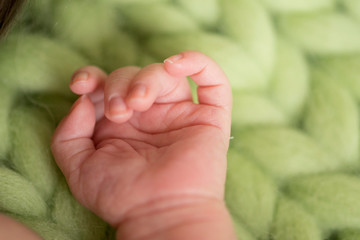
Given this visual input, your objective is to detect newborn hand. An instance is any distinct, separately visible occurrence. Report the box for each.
[51,51,233,237]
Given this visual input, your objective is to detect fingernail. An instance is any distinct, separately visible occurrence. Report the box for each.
[72,72,89,84]
[70,95,86,112]
[109,96,127,116]
[130,84,147,98]
[164,53,183,64]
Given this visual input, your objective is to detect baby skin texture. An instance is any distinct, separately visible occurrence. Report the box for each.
[51,51,236,240]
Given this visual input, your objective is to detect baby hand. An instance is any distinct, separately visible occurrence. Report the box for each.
[51,51,233,238]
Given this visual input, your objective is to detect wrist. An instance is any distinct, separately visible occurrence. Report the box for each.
[116,196,236,240]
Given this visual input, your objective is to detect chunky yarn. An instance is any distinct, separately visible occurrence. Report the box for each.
[1,0,360,239]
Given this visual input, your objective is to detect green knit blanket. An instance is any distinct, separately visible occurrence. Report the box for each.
[1,0,360,239]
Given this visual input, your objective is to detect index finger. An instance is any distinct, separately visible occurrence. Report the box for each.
[163,51,232,112]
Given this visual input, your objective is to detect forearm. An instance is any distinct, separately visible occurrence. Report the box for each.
[116,198,237,240]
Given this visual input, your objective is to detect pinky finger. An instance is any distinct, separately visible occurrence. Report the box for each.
[70,66,108,103]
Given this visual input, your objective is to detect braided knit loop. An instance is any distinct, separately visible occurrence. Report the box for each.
[1,0,360,239]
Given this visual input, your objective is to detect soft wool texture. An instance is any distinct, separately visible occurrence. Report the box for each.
[1,0,360,239]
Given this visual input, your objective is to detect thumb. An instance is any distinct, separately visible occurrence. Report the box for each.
[51,95,96,183]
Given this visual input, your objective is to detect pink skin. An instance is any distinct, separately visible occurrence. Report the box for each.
[51,51,233,237]
[0,214,42,240]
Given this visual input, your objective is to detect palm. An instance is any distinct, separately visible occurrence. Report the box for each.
[73,101,227,224]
